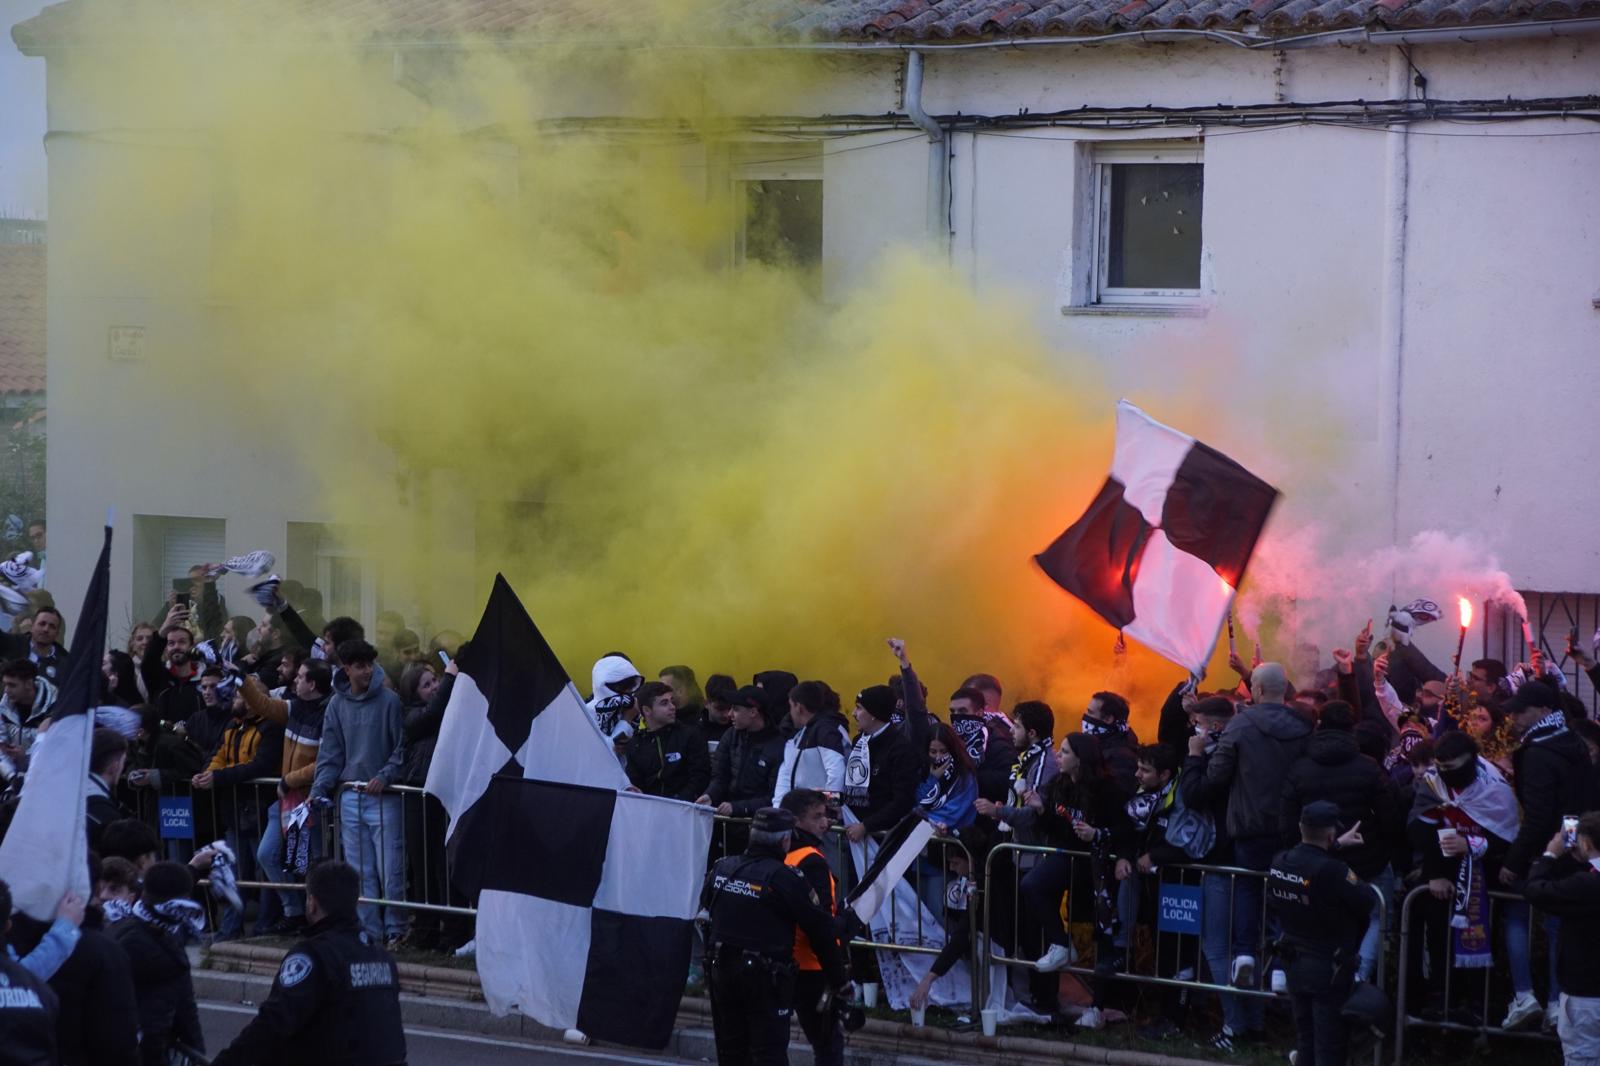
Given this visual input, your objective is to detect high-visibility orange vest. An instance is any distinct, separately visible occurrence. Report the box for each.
[784,844,837,972]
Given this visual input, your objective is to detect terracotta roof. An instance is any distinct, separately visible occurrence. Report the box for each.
[14,0,1600,47]
[0,245,45,397]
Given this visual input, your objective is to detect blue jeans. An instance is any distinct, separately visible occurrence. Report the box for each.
[1357,866,1396,982]
[257,800,324,920]
[1504,901,1562,998]
[1230,836,1279,971]
[338,789,406,940]
[1202,871,1264,1035]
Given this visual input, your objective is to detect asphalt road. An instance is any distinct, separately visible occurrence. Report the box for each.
[199,1001,711,1065]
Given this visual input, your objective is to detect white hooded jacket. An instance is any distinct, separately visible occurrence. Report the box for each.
[586,655,643,746]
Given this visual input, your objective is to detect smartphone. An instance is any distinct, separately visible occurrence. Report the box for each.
[438,650,450,667]
[1564,814,1579,849]
[174,592,191,608]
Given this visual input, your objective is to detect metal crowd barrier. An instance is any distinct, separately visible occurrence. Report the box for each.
[982,841,1388,1065]
[125,772,982,1000]
[711,814,985,1013]
[1393,883,1561,1064]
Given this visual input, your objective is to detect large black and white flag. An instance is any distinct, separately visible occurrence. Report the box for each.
[1036,401,1277,674]
[425,575,712,1050]
[0,525,111,919]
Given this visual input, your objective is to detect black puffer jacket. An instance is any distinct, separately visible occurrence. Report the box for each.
[110,917,203,1066]
[48,908,139,1066]
[706,724,785,817]
[1506,726,1593,878]
[1279,728,1397,880]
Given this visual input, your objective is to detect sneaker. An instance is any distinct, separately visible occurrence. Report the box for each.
[1078,1006,1103,1030]
[562,1029,590,1045]
[1035,942,1078,973]
[1270,968,1288,993]
[454,938,477,957]
[269,915,307,936]
[1288,1053,1298,1066]
[1208,1027,1238,1054]
[248,575,285,613]
[1545,1003,1561,1033]
[1231,955,1255,990]
[1501,991,1543,1031]
[223,550,276,577]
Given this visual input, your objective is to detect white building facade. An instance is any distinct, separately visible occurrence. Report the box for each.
[13,1,1600,692]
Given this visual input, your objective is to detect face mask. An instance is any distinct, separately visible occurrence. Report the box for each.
[1439,759,1477,791]
[1082,718,1109,736]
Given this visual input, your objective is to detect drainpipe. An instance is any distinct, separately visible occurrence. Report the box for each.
[1377,45,1413,557]
[903,50,948,249]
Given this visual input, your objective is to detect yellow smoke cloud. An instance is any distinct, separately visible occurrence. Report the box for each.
[57,1,1234,739]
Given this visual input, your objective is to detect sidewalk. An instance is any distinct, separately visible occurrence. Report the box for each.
[198,942,1224,1066]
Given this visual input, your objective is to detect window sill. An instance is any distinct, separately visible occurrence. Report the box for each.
[1061,304,1209,319]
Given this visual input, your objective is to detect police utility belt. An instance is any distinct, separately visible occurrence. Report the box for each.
[707,942,797,980]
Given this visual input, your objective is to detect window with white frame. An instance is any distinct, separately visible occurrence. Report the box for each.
[287,522,377,632]
[1091,142,1204,306]
[732,145,822,277]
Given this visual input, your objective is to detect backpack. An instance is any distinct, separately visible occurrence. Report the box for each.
[1163,771,1217,860]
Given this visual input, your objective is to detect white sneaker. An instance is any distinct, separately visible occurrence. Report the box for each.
[1035,942,1078,972]
[1544,1002,1561,1033]
[223,550,276,576]
[1288,1053,1298,1066]
[1078,1006,1103,1030]
[1231,955,1256,990]
[562,1029,590,1045]
[454,938,477,957]
[1270,968,1288,993]
[1501,991,1543,1031]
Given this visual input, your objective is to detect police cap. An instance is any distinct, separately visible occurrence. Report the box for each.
[1300,800,1342,830]
[751,807,796,834]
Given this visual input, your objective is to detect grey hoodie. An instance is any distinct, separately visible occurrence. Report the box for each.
[311,663,406,801]
[1204,701,1313,841]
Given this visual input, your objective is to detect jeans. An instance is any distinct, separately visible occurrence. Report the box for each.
[1230,835,1279,971]
[1202,871,1264,1035]
[257,799,324,919]
[1357,866,1395,982]
[338,789,406,939]
[1020,853,1076,950]
[1503,901,1562,998]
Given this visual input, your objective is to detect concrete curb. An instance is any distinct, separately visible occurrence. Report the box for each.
[199,943,1220,1066]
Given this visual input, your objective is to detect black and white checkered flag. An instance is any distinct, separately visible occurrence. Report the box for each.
[1035,401,1278,674]
[426,575,712,1050]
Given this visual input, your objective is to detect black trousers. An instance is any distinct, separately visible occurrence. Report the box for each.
[793,970,843,1066]
[709,955,796,1065]
[1286,952,1354,1066]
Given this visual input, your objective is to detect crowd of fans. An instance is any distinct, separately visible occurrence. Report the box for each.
[2,540,1600,1064]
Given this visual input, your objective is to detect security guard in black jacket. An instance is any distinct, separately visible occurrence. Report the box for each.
[702,806,851,1065]
[211,861,406,1066]
[1266,800,1374,1066]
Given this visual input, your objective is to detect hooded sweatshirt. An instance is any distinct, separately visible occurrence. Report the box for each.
[0,675,56,754]
[311,664,406,801]
[1278,728,1396,880]
[1205,701,1313,841]
[587,655,642,746]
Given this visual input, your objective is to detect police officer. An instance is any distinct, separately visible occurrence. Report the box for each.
[1266,800,1374,1066]
[779,788,846,1066]
[702,806,850,1065]
[211,860,406,1066]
